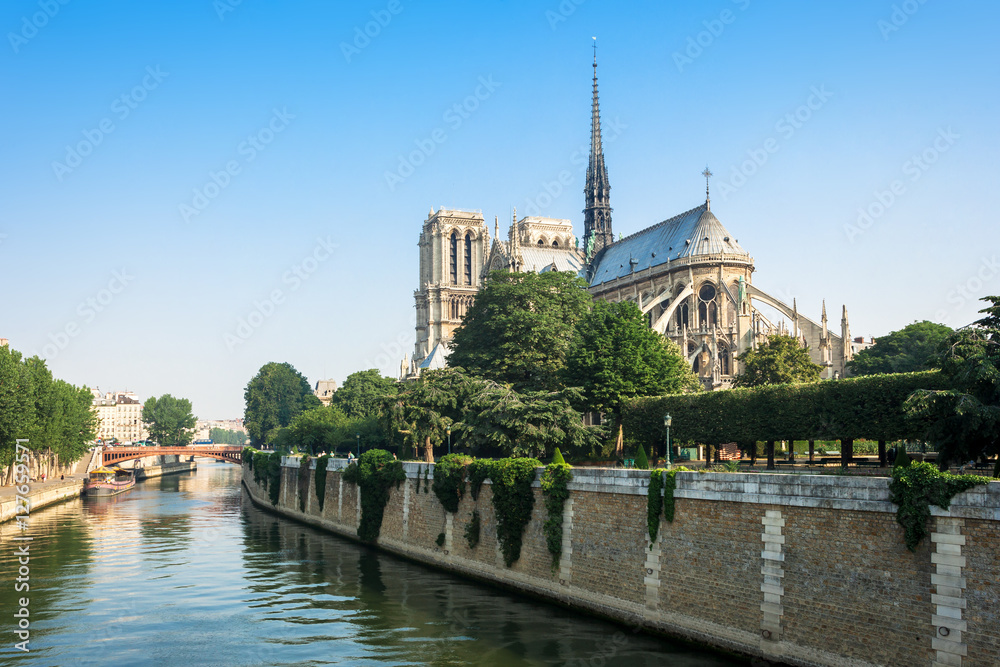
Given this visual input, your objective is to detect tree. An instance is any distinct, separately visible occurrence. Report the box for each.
[209,427,247,445]
[142,395,197,446]
[905,297,1000,468]
[287,406,349,455]
[565,300,699,454]
[848,321,952,376]
[734,335,823,387]
[386,368,479,461]
[331,369,398,418]
[244,362,321,447]
[449,270,593,391]
[0,347,35,475]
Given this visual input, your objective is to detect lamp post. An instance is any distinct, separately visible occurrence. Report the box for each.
[446,427,451,455]
[664,413,673,469]
[355,433,360,458]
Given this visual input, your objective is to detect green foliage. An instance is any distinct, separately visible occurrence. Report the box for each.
[209,427,247,445]
[647,467,689,546]
[894,447,911,468]
[459,381,605,459]
[565,300,699,417]
[341,449,406,542]
[634,444,649,470]
[386,368,475,461]
[265,451,282,505]
[849,321,953,376]
[468,457,542,566]
[332,369,398,419]
[142,394,197,446]
[423,466,430,493]
[243,361,320,448]
[297,455,311,512]
[286,406,349,455]
[449,270,593,391]
[904,299,1000,467]
[624,371,949,449]
[540,462,572,568]
[551,448,566,465]
[314,454,330,511]
[889,462,990,551]
[435,532,445,547]
[734,335,824,387]
[432,454,474,513]
[464,510,481,549]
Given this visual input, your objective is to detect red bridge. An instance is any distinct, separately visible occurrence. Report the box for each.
[100,446,244,466]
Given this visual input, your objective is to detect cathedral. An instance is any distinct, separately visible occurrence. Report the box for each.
[405,51,854,387]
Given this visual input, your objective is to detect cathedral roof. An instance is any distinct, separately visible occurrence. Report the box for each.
[519,246,585,274]
[587,203,748,287]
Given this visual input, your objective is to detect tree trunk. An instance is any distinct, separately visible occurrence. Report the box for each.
[615,416,624,459]
[749,443,757,466]
[878,440,887,467]
[766,441,775,471]
[808,440,815,463]
[841,438,854,467]
[705,444,713,468]
[423,435,434,463]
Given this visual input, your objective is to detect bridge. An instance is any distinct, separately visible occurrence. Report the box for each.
[100,445,244,466]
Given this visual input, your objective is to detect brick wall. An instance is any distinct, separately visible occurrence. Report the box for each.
[242,459,1000,667]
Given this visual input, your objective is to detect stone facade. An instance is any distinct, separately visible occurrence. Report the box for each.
[245,460,1000,667]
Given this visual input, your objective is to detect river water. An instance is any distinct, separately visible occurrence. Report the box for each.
[0,462,745,666]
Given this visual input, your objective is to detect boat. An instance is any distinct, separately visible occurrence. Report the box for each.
[84,466,136,497]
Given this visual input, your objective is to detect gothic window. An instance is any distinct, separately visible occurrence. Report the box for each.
[698,283,718,327]
[708,302,718,326]
[676,302,689,328]
[721,348,731,375]
[464,233,472,285]
[552,240,559,247]
[537,239,544,246]
[450,232,458,285]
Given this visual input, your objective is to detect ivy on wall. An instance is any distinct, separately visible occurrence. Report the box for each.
[342,449,406,542]
[889,462,989,551]
[464,510,480,549]
[647,467,688,546]
[297,455,311,512]
[540,462,572,568]
[432,454,474,513]
[314,455,330,511]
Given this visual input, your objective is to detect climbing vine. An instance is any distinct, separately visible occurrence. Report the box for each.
[433,454,474,513]
[647,467,688,546]
[423,466,430,493]
[297,455,311,512]
[479,458,542,567]
[416,465,422,494]
[889,462,990,551]
[540,462,572,568]
[314,454,330,511]
[464,510,481,549]
[435,532,445,547]
[468,459,491,501]
[342,449,406,542]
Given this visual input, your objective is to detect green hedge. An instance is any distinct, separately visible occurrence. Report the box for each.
[624,371,949,448]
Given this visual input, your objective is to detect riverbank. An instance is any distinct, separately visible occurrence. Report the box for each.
[243,456,1000,667]
[134,460,197,480]
[0,475,86,524]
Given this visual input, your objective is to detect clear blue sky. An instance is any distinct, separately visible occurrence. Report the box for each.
[2,0,998,418]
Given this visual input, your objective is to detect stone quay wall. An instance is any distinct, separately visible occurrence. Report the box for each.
[241,458,1000,667]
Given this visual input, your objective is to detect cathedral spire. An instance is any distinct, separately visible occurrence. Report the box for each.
[702,166,713,211]
[583,37,613,258]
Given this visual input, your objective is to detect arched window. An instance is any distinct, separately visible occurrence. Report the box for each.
[450,232,458,285]
[464,233,472,285]
[537,239,544,246]
[552,240,559,247]
[708,302,718,326]
[698,302,707,326]
[721,349,731,375]
[677,303,689,328]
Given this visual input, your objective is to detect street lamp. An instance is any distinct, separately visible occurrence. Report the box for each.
[355,433,360,458]
[664,413,673,469]
[446,427,452,455]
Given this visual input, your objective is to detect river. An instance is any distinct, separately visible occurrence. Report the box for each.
[0,461,746,666]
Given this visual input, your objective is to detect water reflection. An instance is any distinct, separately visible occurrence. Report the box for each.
[0,462,744,666]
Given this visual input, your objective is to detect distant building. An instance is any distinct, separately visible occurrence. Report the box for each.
[314,379,337,406]
[0,338,8,347]
[194,418,247,442]
[91,389,146,443]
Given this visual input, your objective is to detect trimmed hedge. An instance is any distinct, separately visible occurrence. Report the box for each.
[624,371,950,448]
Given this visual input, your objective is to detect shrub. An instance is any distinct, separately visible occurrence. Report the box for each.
[635,445,649,470]
[889,462,989,551]
[436,532,445,547]
[551,448,566,465]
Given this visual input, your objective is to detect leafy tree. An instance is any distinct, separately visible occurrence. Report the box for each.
[244,362,321,447]
[142,395,197,446]
[386,368,478,461]
[209,427,247,445]
[331,369,398,418]
[0,347,35,472]
[905,297,1000,468]
[449,270,592,391]
[848,321,952,376]
[458,382,605,459]
[734,335,823,387]
[286,406,349,455]
[566,300,698,452]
